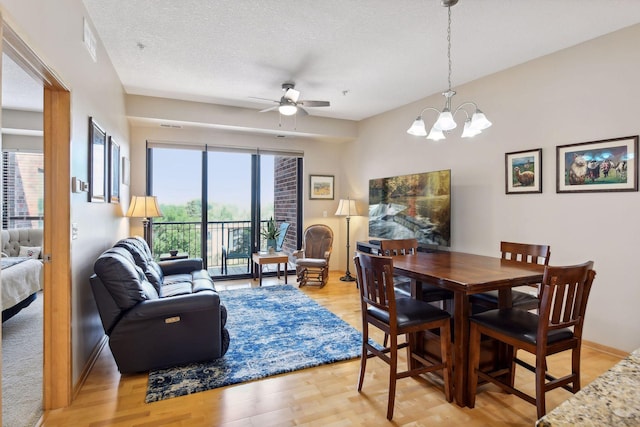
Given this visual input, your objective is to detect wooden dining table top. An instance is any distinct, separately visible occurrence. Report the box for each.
[392,251,545,294]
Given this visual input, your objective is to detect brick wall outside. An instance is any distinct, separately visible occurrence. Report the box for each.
[273,156,298,254]
[2,152,44,229]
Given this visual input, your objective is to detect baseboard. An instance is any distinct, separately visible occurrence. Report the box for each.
[73,335,108,400]
[583,339,629,358]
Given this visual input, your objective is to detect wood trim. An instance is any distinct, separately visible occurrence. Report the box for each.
[0,17,73,411]
[73,336,108,400]
[42,86,72,409]
[582,339,629,359]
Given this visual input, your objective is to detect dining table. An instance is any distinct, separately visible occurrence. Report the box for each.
[392,250,545,407]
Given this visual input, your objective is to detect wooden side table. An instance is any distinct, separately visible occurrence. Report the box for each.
[252,252,289,286]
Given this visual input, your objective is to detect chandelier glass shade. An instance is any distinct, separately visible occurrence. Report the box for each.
[407,1,491,141]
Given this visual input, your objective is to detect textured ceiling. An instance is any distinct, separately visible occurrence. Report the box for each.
[5,1,640,120]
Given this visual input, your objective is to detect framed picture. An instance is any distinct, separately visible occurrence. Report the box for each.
[88,117,107,202]
[309,174,334,200]
[109,137,120,203]
[556,135,638,193]
[505,148,542,194]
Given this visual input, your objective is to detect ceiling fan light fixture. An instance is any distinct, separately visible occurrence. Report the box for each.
[278,103,298,116]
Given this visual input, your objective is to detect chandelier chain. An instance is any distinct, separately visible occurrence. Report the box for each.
[447,6,452,91]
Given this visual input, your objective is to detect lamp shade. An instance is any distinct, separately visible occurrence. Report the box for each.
[335,199,358,217]
[125,196,163,218]
[461,119,481,138]
[470,109,492,131]
[434,109,457,131]
[427,127,446,141]
[406,117,427,136]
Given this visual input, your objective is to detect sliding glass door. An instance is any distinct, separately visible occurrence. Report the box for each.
[207,151,253,277]
[148,143,302,278]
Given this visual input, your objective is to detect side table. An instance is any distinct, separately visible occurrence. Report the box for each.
[252,252,289,286]
[159,252,189,261]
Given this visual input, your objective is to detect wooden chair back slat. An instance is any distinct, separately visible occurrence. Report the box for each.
[380,238,418,257]
[539,261,595,337]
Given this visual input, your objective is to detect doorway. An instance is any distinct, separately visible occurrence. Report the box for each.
[0,17,73,423]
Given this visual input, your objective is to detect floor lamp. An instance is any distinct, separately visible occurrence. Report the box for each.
[125,195,163,248]
[335,198,358,282]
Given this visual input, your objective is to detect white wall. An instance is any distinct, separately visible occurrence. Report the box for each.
[347,24,640,353]
[0,0,130,381]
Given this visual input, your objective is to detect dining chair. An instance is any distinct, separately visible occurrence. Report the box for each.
[467,261,596,419]
[470,241,550,312]
[293,224,333,287]
[354,251,453,420]
[379,238,454,307]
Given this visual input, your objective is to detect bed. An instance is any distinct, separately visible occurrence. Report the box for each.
[1,229,44,321]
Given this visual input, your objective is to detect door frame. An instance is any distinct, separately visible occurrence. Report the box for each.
[1,18,72,412]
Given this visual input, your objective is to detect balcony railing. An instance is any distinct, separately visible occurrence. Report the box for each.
[151,220,285,276]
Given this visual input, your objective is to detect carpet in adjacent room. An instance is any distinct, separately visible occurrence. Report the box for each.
[146,285,365,402]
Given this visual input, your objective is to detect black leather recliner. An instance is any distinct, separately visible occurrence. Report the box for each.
[90,236,229,373]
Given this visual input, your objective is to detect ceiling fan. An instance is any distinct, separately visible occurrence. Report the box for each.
[251,82,330,116]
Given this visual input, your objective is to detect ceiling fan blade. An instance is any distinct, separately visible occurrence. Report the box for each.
[259,106,279,113]
[297,107,309,116]
[300,100,330,107]
[284,88,300,103]
[249,96,279,103]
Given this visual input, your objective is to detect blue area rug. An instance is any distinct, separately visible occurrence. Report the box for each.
[145,285,364,402]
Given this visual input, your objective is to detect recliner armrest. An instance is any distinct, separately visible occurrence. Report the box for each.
[159,258,204,275]
[292,250,304,259]
[123,290,220,320]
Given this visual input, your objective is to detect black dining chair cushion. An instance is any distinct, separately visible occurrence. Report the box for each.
[470,308,574,345]
[470,289,538,308]
[368,297,451,329]
[394,280,454,303]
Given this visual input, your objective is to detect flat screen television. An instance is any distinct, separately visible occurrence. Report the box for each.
[368,169,451,247]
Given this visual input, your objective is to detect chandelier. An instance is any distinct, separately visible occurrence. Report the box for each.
[407,0,491,140]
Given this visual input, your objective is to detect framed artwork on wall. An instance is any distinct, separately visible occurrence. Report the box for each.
[309,174,334,200]
[109,136,120,203]
[556,135,638,193]
[88,117,107,202]
[505,148,542,194]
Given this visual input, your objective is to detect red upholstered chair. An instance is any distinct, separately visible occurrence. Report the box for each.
[354,251,453,420]
[467,261,596,419]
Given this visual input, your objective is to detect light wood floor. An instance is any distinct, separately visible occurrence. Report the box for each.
[41,272,623,426]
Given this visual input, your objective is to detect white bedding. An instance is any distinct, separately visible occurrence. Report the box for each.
[1,257,43,311]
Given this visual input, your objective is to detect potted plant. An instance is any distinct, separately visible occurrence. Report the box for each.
[261,217,280,254]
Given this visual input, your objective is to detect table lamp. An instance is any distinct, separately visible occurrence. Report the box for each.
[125,195,163,247]
[335,197,359,282]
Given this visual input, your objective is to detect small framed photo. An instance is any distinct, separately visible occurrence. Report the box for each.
[556,135,638,193]
[108,137,120,203]
[505,149,542,194]
[309,175,334,200]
